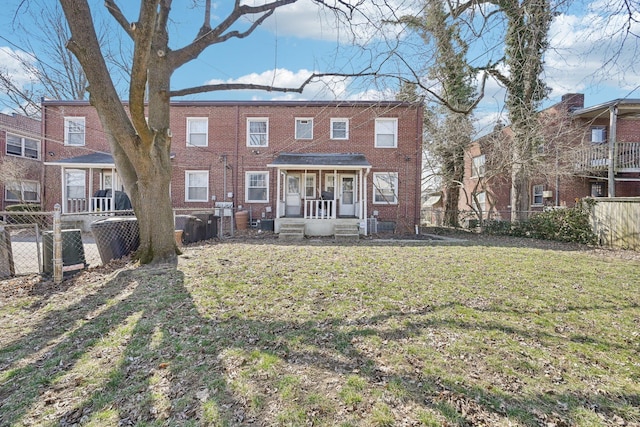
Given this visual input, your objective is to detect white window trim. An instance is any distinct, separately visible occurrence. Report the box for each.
[186,117,208,147]
[245,171,269,203]
[65,169,86,200]
[247,118,269,147]
[372,172,398,204]
[64,117,86,146]
[330,118,349,140]
[532,184,544,206]
[185,170,209,202]
[305,174,317,199]
[295,117,314,140]
[5,180,41,202]
[472,154,486,178]
[6,133,41,160]
[591,126,607,144]
[375,118,398,148]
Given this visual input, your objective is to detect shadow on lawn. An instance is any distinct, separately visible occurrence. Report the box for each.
[1,265,637,425]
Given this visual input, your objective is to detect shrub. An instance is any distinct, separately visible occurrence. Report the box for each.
[483,199,597,245]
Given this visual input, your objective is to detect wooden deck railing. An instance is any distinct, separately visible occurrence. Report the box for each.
[573,142,640,172]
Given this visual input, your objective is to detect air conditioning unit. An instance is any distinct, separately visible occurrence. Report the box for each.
[542,191,553,198]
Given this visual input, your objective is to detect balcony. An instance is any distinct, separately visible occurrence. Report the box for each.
[573,142,640,173]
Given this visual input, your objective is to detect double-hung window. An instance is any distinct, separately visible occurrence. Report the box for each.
[65,170,86,199]
[295,118,313,140]
[591,126,607,144]
[187,117,208,147]
[246,171,269,202]
[373,172,398,204]
[6,134,40,159]
[532,184,544,205]
[305,175,316,198]
[247,118,268,147]
[64,117,86,146]
[330,118,349,140]
[472,155,486,178]
[5,181,40,202]
[473,191,486,211]
[375,118,398,148]
[185,171,209,202]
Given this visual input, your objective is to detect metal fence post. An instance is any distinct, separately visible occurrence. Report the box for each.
[53,204,62,284]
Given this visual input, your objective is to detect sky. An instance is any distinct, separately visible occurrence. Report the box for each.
[0,0,638,136]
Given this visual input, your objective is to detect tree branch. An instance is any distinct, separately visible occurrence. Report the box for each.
[169,71,376,98]
[104,0,134,39]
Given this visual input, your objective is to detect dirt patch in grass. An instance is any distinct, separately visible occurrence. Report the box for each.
[1,235,639,426]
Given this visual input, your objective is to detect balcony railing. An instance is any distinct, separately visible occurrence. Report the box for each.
[573,142,640,172]
[66,197,113,214]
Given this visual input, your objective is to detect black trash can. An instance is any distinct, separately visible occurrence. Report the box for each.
[42,229,87,275]
[192,212,219,240]
[175,215,206,243]
[90,217,140,264]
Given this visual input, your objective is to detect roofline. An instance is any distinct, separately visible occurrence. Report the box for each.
[572,98,640,117]
[266,163,371,170]
[41,99,422,108]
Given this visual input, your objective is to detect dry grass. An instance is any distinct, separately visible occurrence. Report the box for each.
[1,236,639,426]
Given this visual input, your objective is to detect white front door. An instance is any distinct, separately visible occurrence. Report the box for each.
[339,175,356,216]
[286,174,301,216]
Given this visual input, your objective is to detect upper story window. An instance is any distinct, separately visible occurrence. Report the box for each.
[6,133,40,159]
[64,117,86,146]
[330,118,349,140]
[5,180,40,202]
[295,118,313,140]
[187,117,208,147]
[375,118,398,148]
[532,184,544,205]
[185,170,209,202]
[591,126,607,144]
[247,118,268,147]
[472,154,486,178]
[373,172,398,204]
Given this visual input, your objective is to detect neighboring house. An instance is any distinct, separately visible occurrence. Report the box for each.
[0,113,43,210]
[42,100,423,235]
[458,93,640,223]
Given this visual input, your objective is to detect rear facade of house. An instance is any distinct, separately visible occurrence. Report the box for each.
[0,113,42,210]
[458,93,640,223]
[41,100,423,235]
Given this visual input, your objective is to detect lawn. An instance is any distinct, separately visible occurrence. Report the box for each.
[1,237,639,426]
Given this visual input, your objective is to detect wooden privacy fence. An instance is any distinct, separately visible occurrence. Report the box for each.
[590,197,640,250]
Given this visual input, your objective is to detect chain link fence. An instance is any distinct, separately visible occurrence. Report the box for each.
[1,207,226,281]
[0,208,139,281]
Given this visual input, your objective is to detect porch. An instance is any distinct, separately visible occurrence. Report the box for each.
[573,142,640,173]
[45,152,130,214]
[267,153,372,236]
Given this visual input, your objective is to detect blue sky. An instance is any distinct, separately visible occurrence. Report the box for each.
[0,0,638,135]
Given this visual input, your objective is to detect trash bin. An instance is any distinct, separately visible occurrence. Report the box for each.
[193,212,219,239]
[90,217,140,265]
[42,229,87,275]
[174,215,205,244]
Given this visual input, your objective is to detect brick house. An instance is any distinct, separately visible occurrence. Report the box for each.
[458,93,640,223]
[0,113,43,210]
[42,100,423,235]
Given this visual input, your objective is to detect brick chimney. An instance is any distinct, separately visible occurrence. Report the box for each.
[561,93,584,111]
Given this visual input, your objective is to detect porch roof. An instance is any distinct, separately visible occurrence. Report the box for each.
[267,152,371,170]
[45,152,115,168]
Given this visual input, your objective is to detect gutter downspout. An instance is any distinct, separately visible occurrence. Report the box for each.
[608,105,617,197]
[364,167,370,235]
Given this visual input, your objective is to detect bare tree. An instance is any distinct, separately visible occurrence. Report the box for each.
[0,1,96,116]
[57,0,374,265]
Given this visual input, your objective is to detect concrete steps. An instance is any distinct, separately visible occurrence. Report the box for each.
[334,224,359,241]
[278,223,305,241]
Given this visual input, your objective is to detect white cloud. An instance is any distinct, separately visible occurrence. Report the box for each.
[0,46,37,87]
[256,0,420,44]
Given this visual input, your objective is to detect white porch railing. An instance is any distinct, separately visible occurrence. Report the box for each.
[304,199,335,219]
[66,197,114,214]
[90,196,113,212]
